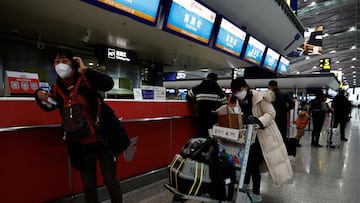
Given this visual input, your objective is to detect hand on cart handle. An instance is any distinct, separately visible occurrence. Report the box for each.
[246,116,264,129]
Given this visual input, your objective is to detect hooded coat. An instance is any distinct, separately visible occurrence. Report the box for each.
[250,90,293,185]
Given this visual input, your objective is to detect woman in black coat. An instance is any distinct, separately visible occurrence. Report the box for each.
[35,48,129,203]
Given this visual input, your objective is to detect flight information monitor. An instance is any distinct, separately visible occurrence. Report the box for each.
[243,36,266,66]
[164,0,216,45]
[214,17,247,57]
[277,56,290,75]
[262,48,280,72]
[84,0,161,25]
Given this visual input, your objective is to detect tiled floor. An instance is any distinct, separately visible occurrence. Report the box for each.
[120,109,360,203]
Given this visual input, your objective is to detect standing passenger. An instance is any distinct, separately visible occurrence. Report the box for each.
[231,78,292,202]
[310,91,327,147]
[331,89,351,141]
[35,48,129,203]
[186,73,226,137]
[267,80,295,142]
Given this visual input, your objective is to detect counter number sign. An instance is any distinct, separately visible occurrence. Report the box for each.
[319,58,331,72]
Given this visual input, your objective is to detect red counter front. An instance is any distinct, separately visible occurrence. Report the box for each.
[0,98,197,203]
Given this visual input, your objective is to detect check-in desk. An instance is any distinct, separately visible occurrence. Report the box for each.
[0,98,197,203]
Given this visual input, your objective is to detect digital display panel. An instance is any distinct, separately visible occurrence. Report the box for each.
[243,36,266,66]
[214,17,246,57]
[277,56,290,75]
[262,48,280,72]
[164,0,216,44]
[85,0,161,25]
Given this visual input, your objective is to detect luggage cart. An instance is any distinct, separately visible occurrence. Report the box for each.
[165,121,260,203]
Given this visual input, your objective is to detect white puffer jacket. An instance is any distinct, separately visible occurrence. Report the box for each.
[251,90,293,185]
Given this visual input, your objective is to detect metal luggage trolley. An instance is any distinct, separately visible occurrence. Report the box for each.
[165,117,262,203]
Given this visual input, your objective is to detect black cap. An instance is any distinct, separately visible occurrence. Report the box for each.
[206,73,218,81]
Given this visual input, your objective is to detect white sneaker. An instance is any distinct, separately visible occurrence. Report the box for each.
[249,193,262,202]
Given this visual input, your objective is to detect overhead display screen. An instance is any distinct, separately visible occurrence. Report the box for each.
[214,17,247,57]
[243,36,266,66]
[164,0,216,44]
[262,48,280,72]
[277,56,290,75]
[85,0,161,25]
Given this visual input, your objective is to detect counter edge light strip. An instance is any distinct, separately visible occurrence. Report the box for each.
[0,116,192,133]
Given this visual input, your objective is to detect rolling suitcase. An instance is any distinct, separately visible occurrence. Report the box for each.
[168,154,211,196]
[327,113,340,148]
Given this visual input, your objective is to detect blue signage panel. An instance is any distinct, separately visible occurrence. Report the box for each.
[85,0,161,25]
[277,56,290,75]
[214,17,247,57]
[262,48,280,72]
[164,0,216,44]
[243,36,266,66]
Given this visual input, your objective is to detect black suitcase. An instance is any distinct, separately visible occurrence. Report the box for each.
[169,154,211,196]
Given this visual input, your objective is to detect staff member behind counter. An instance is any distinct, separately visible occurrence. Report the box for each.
[34,48,130,203]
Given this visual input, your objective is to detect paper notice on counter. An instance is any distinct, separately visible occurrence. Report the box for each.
[154,86,166,100]
[133,88,143,100]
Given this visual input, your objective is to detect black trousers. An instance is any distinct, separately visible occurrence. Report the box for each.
[333,116,347,137]
[311,112,325,144]
[79,141,122,203]
[244,141,263,194]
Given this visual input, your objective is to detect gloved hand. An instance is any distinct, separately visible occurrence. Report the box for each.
[246,116,264,129]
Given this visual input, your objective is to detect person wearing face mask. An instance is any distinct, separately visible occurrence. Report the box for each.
[35,48,129,203]
[231,78,293,203]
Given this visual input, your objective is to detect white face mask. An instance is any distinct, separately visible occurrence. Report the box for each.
[235,90,247,100]
[55,63,73,79]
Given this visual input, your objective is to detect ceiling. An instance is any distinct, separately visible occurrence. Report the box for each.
[0,0,357,87]
[288,0,359,87]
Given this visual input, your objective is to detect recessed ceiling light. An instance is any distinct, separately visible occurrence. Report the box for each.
[310,2,317,6]
[335,61,340,63]
[351,58,357,61]
[351,66,355,68]
[339,68,342,70]
[305,56,310,60]
[353,75,356,78]
[350,46,356,50]
[312,66,317,69]
[353,71,356,73]
[296,72,300,74]
[329,50,337,53]
[349,26,356,31]
[88,62,94,66]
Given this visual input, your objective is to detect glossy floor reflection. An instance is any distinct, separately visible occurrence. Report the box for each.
[120,109,360,203]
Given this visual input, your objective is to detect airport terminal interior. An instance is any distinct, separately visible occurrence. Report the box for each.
[0,0,359,203]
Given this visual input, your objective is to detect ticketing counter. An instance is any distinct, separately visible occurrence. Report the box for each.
[0,98,197,203]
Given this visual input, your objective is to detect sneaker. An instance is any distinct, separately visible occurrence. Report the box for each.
[249,193,262,202]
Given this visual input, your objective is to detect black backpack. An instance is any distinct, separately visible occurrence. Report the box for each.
[53,75,99,142]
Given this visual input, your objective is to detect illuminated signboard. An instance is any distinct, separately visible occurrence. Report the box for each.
[214,17,247,57]
[262,48,280,72]
[277,56,290,75]
[108,48,132,62]
[243,36,266,66]
[84,0,161,25]
[319,58,331,72]
[164,0,216,45]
